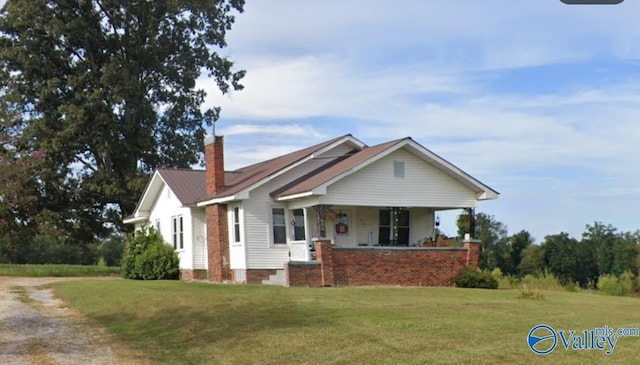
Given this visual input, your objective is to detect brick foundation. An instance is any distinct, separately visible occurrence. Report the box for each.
[180,269,208,281]
[286,262,322,287]
[288,239,482,287]
[245,269,278,284]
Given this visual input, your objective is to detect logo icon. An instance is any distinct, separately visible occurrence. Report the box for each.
[528,325,558,355]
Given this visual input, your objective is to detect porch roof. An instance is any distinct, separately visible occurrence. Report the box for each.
[197,134,365,206]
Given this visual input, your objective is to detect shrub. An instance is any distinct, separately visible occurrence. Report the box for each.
[519,285,545,300]
[490,267,503,281]
[454,268,498,289]
[490,267,519,289]
[598,271,635,297]
[521,269,562,291]
[121,228,179,280]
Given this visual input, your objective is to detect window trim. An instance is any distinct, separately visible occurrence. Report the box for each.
[232,206,241,244]
[171,215,184,250]
[271,207,287,245]
[291,208,306,242]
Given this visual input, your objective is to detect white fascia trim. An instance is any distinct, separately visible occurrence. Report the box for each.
[237,135,367,199]
[197,194,245,207]
[275,191,315,201]
[314,135,367,154]
[477,191,499,200]
[136,171,165,212]
[123,216,149,224]
[405,139,499,199]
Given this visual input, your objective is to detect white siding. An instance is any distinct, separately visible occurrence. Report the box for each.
[192,209,207,270]
[244,185,290,269]
[146,184,197,270]
[410,208,434,245]
[242,143,356,269]
[321,149,478,207]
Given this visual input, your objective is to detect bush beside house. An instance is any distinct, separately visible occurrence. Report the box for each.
[121,228,179,280]
[454,268,498,289]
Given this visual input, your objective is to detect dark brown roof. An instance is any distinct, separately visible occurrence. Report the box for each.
[204,134,353,200]
[157,168,206,205]
[271,138,408,198]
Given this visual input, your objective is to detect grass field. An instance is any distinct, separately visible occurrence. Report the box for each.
[0,264,120,277]
[52,280,640,365]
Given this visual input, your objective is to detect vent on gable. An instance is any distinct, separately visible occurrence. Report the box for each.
[394,160,405,178]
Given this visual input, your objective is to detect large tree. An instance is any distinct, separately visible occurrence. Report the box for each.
[0,0,245,240]
[457,211,509,271]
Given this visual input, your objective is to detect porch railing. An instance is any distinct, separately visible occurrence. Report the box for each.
[290,241,310,261]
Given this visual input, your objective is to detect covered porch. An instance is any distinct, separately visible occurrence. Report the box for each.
[287,204,466,262]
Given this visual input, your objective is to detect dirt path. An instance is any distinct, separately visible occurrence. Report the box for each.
[0,277,143,365]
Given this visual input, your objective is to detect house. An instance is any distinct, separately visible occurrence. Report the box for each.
[124,134,498,286]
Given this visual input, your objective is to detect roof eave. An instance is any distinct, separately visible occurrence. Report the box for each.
[275,191,315,201]
[233,135,367,201]
[477,191,500,200]
[293,139,406,196]
[123,215,149,225]
[197,193,246,207]
[404,139,499,200]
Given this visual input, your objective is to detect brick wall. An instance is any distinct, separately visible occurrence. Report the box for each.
[246,269,278,284]
[205,136,225,194]
[286,262,322,287]
[206,204,231,282]
[288,239,482,287]
[180,269,208,281]
[204,135,232,283]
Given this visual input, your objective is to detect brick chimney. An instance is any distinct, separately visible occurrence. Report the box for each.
[205,135,225,195]
[204,134,231,283]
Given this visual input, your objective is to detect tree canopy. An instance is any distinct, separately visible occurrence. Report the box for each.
[456,208,640,288]
[0,0,245,243]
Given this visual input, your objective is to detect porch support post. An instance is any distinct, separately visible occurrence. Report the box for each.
[314,205,330,238]
[463,237,481,269]
[314,239,334,286]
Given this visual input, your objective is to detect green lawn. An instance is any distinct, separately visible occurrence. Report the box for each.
[0,264,120,277]
[52,280,640,365]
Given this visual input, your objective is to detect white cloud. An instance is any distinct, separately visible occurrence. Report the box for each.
[219,123,325,139]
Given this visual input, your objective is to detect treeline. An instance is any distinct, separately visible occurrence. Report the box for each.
[0,233,125,267]
[461,213,639,289]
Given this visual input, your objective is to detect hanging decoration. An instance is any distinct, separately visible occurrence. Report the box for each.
[335,212,349,234]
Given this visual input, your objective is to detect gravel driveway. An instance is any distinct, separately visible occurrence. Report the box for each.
[0,277,144,365]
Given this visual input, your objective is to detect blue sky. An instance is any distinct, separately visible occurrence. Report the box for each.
[200,1,640,242]
[2,1,638,242]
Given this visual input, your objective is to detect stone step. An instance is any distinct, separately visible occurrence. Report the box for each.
[261,269,287,286]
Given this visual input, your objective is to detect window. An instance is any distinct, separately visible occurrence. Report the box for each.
[272,208,286,244]
[154,219,161,234]
[379,210,391,246]
[292,209,306,241]
[396,209,410,245]
[378,209,410,246]
[394,160,405,178]
[233,207,241,243]
[172,215,184,249]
